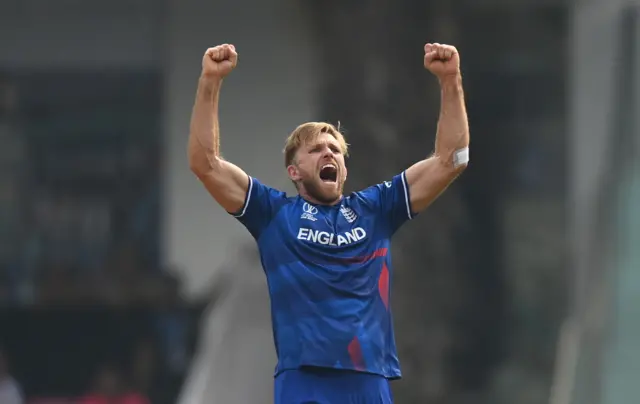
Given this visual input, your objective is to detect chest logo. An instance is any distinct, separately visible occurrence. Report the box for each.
[340,206,358,223]
[301,202,318,221]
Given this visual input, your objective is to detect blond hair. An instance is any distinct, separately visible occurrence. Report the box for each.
[283,122,349,167]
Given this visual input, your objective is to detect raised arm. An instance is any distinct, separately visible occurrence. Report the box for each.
[405,43,470,214]
[188,44,249,214]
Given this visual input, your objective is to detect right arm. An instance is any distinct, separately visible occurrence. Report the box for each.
[188,45,249,214]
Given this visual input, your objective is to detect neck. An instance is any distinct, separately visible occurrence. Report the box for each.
[299,190,342,206]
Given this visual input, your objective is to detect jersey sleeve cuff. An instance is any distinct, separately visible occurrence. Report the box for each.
[230,175,253,218]
[400,171,413,220]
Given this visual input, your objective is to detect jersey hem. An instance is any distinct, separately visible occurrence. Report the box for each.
[274,364,402,380]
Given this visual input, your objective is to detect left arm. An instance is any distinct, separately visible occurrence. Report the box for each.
[405,43,470,214]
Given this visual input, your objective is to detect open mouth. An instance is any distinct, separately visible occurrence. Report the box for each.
[319,164,338,183]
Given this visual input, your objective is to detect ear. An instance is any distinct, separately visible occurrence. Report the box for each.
[287,164,301,182]
[343,166,348,182]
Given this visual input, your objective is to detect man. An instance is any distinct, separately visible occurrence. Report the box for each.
[188,42,469,404]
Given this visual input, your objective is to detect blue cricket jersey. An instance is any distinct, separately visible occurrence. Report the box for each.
[230,171,414,379]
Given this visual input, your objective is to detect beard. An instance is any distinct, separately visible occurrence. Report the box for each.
[301,177,344,204]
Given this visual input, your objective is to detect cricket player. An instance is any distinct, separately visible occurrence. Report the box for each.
[188,42,470,404]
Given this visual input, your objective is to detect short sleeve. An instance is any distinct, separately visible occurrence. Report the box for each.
[357,171,414,235]
[229,176,287,240]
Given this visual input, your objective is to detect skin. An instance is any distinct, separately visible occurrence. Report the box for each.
[188,42,469,216]
[286,133,347,205]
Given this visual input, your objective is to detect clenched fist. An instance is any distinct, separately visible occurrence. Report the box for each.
[202,44,238,79]
[424,43,460,80]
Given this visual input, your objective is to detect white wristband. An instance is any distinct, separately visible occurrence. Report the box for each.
[453,147,469,168]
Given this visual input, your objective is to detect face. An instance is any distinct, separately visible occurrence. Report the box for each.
[288,132,347,204]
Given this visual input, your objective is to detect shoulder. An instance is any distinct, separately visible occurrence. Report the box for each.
[249,176,287,197]
[281,195,299,210]
[246,176,291,209]
[259,191,299,221]
[277,195,303,213]
[347,183,386,210]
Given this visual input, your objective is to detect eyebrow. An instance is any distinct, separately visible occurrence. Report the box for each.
[308,139,340,148]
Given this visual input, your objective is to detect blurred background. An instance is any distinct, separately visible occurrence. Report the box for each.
[0,0,637,403]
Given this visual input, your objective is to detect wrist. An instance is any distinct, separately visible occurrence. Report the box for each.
[198,75,222,99]
[438,73,462,90]
[199,74,223,89]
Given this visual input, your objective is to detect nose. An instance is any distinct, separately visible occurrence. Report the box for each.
[322,148,334,160]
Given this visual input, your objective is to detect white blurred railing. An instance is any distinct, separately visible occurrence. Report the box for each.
[551,3,639,404]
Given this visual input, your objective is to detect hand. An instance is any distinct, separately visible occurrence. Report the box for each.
[202,44,238,79]
[424,43,460,80]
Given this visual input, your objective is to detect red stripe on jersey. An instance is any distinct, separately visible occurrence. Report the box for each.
[347,336,366,371]
[378,262,390,310]
[339,247,388,264]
